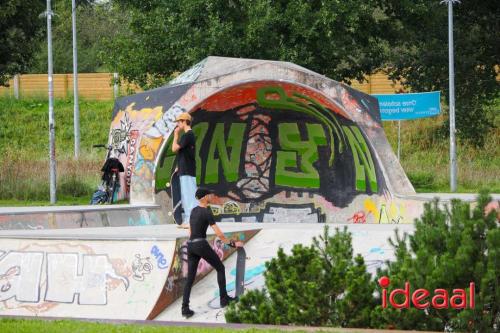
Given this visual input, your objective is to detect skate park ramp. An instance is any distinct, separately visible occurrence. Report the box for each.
[1,56,496,232]
[0,223,414,322]
[0,204,166,230]
[108,56,421,224]
[0,224,260,320]
[1,56,498,323]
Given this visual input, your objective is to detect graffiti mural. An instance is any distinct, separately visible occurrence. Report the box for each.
[146,229,260,320]
[0,208,166,231]
[108,103,163,199]
[155,81,386,223]
[0,239,176,319]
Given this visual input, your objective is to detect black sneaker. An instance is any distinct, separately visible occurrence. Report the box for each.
[182,307,195,318]
[220,295,238,308]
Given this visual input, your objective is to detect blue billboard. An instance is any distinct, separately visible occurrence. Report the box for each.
[373,91,441,121]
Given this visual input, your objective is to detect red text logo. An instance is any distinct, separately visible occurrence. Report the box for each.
[378,276,475,309]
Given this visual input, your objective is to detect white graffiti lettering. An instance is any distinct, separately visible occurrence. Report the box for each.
[0,251,129,305]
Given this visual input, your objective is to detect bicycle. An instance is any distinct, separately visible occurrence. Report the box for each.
[90,144,125,204]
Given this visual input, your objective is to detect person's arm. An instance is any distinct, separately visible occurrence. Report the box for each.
[211,223,231,244]
[171,127,182,153]
[206,207,243,247]
[211,223,244,248]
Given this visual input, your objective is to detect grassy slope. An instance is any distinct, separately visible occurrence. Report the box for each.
[0,97,498,206]
[0,98,112,204]
[383,114,500,192]
[0,319,289,333]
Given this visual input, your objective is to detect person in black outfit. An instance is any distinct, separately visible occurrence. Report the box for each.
[172,112,197,227]
[182,188,243,318]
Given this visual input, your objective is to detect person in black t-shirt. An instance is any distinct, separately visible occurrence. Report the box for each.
[181,187,243,318]
[172,112,197,226]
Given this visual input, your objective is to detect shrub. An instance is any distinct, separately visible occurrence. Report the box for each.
[371,191,499,332]
[225,226,375,327]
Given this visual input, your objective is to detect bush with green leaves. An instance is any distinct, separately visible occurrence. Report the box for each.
[225,226,376,327]
[371,191,499,332]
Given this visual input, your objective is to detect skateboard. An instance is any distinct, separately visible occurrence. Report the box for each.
[167,170,183,225]
[235,247,246,297]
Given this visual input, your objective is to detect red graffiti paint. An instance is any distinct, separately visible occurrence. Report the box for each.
[348,211,367,223]
[378,276,475,309]
[191,80,349,119]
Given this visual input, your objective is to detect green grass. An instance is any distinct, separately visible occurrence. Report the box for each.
[0,96,498,207]
[0,318,361,333]
[0,197,91,206]
[0,97,112,204]
[383,113,500,193]
[0,97,112,158]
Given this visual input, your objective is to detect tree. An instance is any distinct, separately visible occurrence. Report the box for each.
[0,0,45,85]
[102,0,391,89]
[225,226,376,327]
[371,192,499,332]
[380,0,499,146]
[29,1,128,74]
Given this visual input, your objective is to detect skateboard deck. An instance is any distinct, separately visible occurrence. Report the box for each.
[235,247,246,297]
[168,171,183,225]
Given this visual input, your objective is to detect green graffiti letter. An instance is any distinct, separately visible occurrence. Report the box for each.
[192,123,209,181]
[155,135,176,190]
[276,123,327,188]
[205,123,246,184]
[343,126,378,192]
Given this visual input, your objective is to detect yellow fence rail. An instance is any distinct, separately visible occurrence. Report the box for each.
[0,72,403,100]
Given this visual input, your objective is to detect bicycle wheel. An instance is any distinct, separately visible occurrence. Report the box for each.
[108,173,118,204]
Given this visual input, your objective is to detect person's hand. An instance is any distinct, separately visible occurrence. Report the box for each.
[174,126,181,135]
[235,241,244,248]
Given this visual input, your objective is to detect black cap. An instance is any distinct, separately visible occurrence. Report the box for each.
[195,187,213,200]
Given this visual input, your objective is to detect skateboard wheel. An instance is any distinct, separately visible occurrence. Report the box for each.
[168,211,172,216]
[166,182,170,187]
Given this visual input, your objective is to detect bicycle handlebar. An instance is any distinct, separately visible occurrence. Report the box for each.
[93,144,110,149]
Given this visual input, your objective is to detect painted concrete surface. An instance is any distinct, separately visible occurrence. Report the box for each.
[1,193,498,231]
[0,223,413,322]
[0,205,166,230]
[156,223,414,323]
[0,237,175,319]
[0,224,260,320]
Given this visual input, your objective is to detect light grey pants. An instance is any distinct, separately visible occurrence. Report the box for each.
[179,175,198,224]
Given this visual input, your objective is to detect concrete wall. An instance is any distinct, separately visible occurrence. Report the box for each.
[0,227,260,320]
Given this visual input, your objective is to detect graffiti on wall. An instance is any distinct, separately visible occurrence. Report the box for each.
[0,250,128,307]
[0,209,165,231]
[155,81,386,223]
[146,229,260,319]
[0,240,176,319]
[109,104,163,199]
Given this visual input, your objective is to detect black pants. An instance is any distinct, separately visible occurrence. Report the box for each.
[182,239,228,309]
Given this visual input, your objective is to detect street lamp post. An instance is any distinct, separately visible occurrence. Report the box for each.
[46,0,56,204]
[72,0,80,159]
[441,0,459,192]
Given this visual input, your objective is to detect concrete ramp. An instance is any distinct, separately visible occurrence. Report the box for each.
[0,223,415,322]
[0,225,260,320]
[0,204,165,230]
[0,222,418,321]
[156,223,414,322]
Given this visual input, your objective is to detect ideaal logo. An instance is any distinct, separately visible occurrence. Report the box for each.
[378,276,475,309]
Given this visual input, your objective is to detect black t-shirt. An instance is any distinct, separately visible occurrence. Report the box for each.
[177,130,196,177]
[189,206,216,240]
